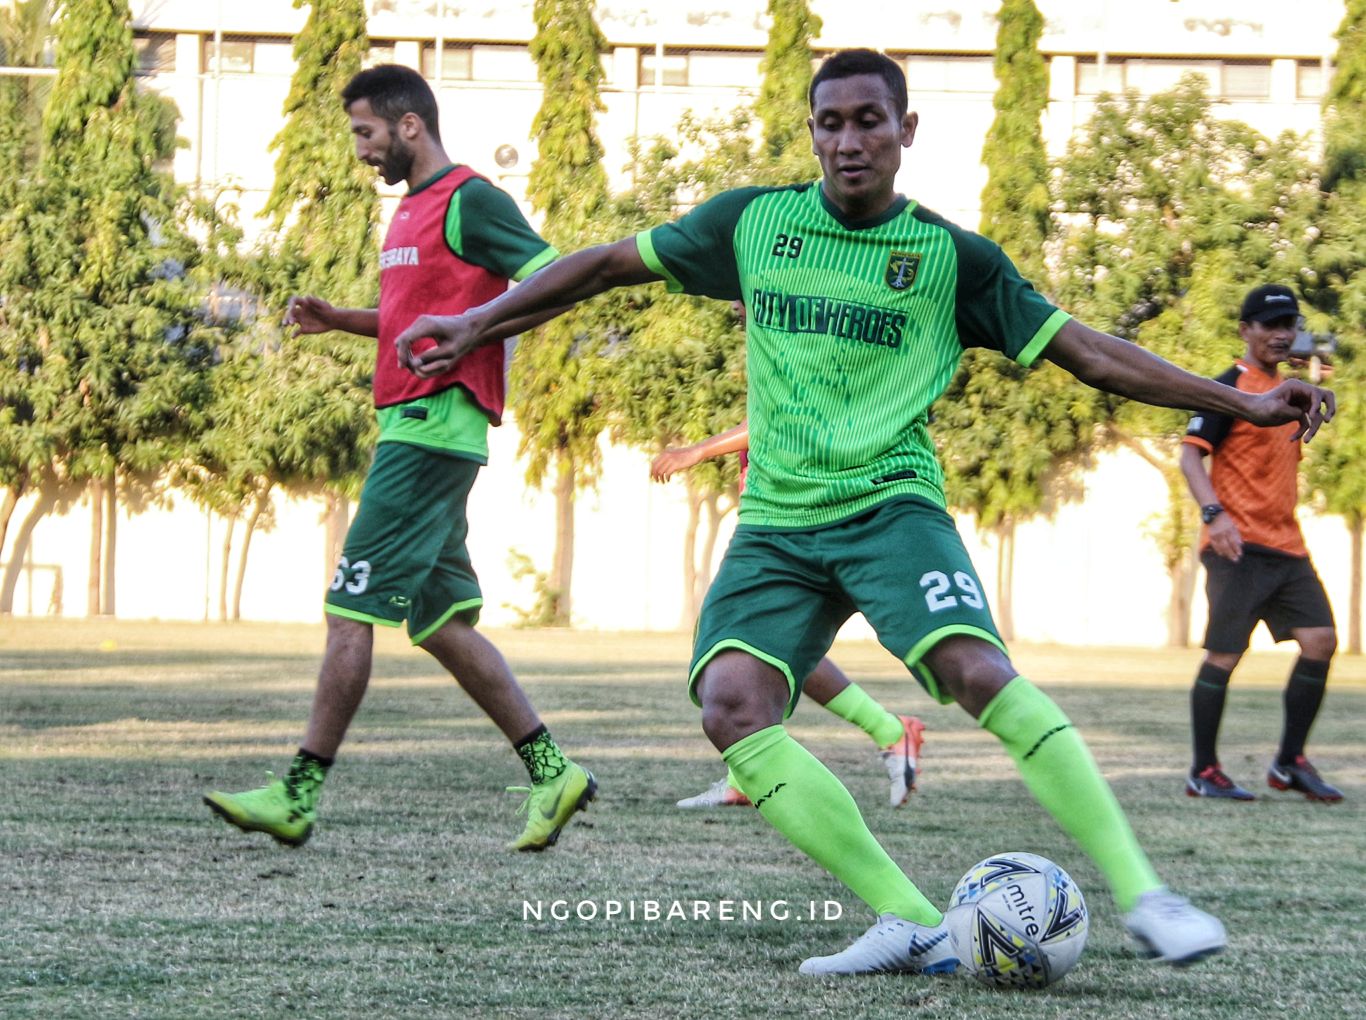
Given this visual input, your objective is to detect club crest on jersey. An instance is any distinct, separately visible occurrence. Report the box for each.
[885,251,921,291]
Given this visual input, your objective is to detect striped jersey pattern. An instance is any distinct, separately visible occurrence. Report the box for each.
[638,182,1068,529]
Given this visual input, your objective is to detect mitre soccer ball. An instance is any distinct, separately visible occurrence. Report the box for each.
[944,851,1088,989]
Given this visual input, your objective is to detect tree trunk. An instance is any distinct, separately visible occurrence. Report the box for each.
[1167,539,1198,649]
[0,471,29,558]
[994,519,1016,642]
[0,474,60,614]
[218,512,237,622]
[88,479,103,616]
[232,487,272,621]
[1350,511,1362,656]
[680,477,702,628]
[101,472,116,617]
[324,491,350,585]
[549,455,574,626]
[698,492,722,605]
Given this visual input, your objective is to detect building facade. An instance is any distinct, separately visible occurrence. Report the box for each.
[3,1,1353,646]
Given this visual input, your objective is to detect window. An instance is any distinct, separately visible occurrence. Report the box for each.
[1123,59,1217,95]
[421,42,472,80]
[904,55,996,94]
[204,37,254,75]
[1076,57,1126,95]
[641,50,688,87]
[1297,60,1326,100]
[135,33,175,75]
[1221,61,1270,99]
[366,41,397,68]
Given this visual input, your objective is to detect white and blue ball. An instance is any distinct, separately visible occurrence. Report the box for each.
[944,851,1088,989]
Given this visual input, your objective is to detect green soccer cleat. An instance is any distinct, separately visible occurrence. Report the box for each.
[203,773,316,848]
[507,762,597,852]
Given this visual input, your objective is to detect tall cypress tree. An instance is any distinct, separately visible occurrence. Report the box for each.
[515,0,612,626]
[0,0,218,615]
[1305,0,1366,652]
[193,0,378,610]
[0,0,55,563]
[934,0,1099,640]
[755,0,822,164]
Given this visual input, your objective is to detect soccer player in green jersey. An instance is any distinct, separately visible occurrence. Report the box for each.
[654,415,926,811]
[394,50,1335,973]
[203,65,595,854]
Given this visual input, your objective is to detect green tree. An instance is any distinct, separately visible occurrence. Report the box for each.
[192,0,377,613]
[936,0,1100,640]
[0,0,55,562]
[515,0,613,626]
[755,0,822,162]
[1052,80,1319,645]
[602,4,820,624]
[1304,0,1366,652]
[0,0,221,616]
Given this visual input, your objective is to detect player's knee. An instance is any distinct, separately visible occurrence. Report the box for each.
[924,637,1017,715]
[697,656,786,748]
[1298,629,1336,662]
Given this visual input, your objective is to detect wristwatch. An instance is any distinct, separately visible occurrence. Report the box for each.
[1200,503,1224,525]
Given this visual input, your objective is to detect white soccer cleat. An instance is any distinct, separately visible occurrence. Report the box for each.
[798,914,959,976]
[878,715,925,807]
[675,778,751,809]
[1123,889,1227,965]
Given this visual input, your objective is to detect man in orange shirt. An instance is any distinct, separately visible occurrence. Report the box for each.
[1180,284,1342,803]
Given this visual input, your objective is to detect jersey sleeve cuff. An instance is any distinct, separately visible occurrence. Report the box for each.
[635,230,684,293]
[512,245,558,282]
[1016,308,1071,368]
[1181,435,1214,454]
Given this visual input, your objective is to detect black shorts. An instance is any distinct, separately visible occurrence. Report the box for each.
[1201,546,1334,653]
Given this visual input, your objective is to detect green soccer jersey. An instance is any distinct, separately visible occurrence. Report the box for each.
[637,183,1070,529]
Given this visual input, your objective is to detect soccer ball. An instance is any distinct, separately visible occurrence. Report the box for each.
[944,851,1088,989]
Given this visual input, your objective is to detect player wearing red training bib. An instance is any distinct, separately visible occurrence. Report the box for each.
[204,65,595,853]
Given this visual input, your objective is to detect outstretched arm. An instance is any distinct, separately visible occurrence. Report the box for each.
[1044,319,1335,441]
[396,237,661,378]
[285,296,379,338]
[650,423,750,482]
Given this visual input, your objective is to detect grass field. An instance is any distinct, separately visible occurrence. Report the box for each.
[3,619,1364,1019]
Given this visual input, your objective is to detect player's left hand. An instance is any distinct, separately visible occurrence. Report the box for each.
[394,313,480,378]
[650,447,702,482]
[1248,379,1335,442]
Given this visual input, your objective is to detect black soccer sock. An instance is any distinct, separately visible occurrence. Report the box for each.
[515,725,568,784]
[1190,662,1232,772]
[286,748,332,804]
[1277,657,1330,765]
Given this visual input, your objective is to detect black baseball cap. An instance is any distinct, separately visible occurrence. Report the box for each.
[1240,284,1300,324]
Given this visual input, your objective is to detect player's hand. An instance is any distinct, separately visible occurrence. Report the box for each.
[1206,513,1243,563]
[1247,379,1335,442]
[284,295,337,335]
[650,447,701,482]
[394,313,480,378]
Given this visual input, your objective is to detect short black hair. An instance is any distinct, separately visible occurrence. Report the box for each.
[341,64,441,140]
[809,49,908,119]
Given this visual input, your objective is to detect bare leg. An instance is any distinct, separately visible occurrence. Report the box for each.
[300,614,375,759]
[419,616,541,743]
[801,657,852,705]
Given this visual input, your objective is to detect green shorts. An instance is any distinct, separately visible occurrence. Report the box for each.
[689,496,1005,715]
[324,441,483,643]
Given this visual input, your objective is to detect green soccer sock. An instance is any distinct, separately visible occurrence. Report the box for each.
[514,725,568,784]
[725,767,742,791]
[723,725,940,924]
[978,676,1162,912]
[823,683,905,748]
